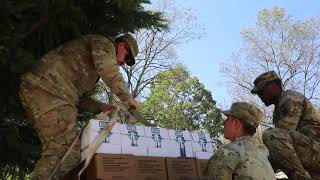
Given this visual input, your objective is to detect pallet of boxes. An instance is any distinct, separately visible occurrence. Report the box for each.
[65,119,215,180]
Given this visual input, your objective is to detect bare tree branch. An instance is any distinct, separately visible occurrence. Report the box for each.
[121,0,204,99]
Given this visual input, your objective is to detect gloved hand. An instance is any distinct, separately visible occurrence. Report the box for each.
[127,97,139,111]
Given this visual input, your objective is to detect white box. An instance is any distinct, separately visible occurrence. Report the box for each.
[166,140,193,158]
[195,151,213,160]
[80,130,121,161]
[191,131,213,143]
[84,119,121,133]
[169,130,191,141]
[120,134,148,156]
[120,124,145,136]
[192,142,214,153]
[145,137,171,157]
[145,126,169,139]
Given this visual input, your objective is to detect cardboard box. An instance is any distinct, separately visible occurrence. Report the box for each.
[194,151,213,160]
[86,154,136,180]
[120,124,145,136]
[145,137,171,157]
[119,124,148,156]
[191,132,214,159]
[84,119,121,133]
[169,130,191,141]
[145,126,169,139]
[145,127,170,157]
[121,134,148,156]
[166,140,194,158]
[192,142,214,154]
[196,159,210,180]
[81,129,121,161]
[135,156,168,180]
[166,157,198,180]
[191,132,213,143]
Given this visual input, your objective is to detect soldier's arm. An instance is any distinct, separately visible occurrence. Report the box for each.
[89,35,131,102]
[78,95,103,113]
[208,148,239,180]
[78,94,117,114]
[277,98,304,130]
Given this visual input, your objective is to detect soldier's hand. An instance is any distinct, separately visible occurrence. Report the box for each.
[99,103,117,114]
[127,97,139,111]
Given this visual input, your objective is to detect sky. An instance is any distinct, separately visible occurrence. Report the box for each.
[173,0,320,106]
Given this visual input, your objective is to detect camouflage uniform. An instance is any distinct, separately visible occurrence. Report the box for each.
[252,71,320,180]
[19,34,138,179]
[208,102,276,180]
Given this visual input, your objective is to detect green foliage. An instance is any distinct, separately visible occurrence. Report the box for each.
[141,65,223,142]
[0,0,166,177]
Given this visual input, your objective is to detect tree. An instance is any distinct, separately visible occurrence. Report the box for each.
[141,65,223,143]
[0,0,166,178]
[122,0,203,99]
[221,7,320,126]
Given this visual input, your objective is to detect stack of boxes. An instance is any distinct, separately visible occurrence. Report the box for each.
[191,131,214,180]
[78,119,215,180]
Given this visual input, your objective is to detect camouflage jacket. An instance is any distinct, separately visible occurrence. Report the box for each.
[208,136,275,180]
[21,35,131,116]
[273,90,320,140]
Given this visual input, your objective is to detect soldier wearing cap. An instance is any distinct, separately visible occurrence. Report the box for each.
[19,33,139,179]
[251,71,320,180]
[208,102,275,180]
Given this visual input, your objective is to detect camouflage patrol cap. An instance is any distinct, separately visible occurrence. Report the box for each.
[222,102,263,128]
[117,33,139,66]
[251,71,281,94]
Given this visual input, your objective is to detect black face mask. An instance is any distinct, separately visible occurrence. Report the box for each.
[125,53,135,66]
[257,89,264,97]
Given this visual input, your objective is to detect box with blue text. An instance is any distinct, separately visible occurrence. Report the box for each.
[120,124,148,156]
[80,120,122,161]
[145,127,171,157]
[167,130,193,157]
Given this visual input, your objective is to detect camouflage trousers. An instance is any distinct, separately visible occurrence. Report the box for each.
[263,128,320,180]
[19,82,80,180]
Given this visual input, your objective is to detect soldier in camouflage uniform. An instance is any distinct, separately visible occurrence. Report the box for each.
[208,102,275,180]
[19,34,139,179]
[251,71,320,180]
